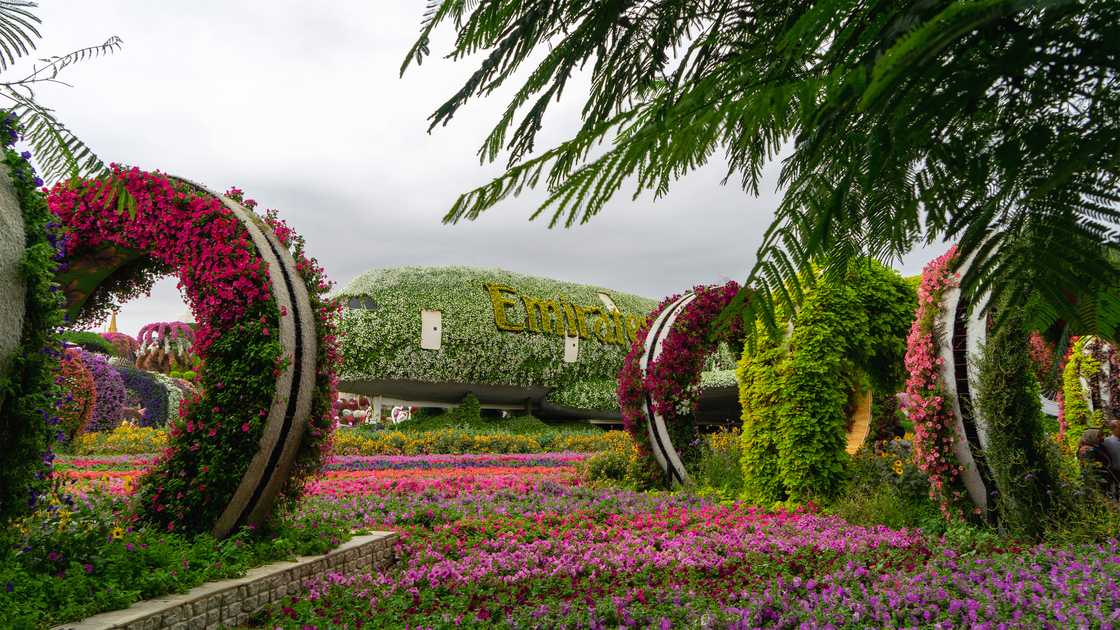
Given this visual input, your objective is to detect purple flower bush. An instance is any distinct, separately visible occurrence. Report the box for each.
[73,348,126,433]
[113,365,169,427]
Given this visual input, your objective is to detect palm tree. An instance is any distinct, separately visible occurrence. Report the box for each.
[0,0,120,182]
[403,0,1120,341]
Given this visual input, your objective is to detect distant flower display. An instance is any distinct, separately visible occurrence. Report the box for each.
[100,331,139,361]
[57,348,97,440]
[135,321,195,374]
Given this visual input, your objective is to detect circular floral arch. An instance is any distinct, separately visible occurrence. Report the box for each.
[48,166,338,536]
[738,260,915,504]
[619,281,741,486]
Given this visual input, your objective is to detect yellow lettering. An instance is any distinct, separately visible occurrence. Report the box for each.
[572,305,594,339]
[625,314,645,343]
[592,309,615,344]
[611,310,626,346]
[484,283,524,332]
[522,296,565,335]
[562,302,579,337]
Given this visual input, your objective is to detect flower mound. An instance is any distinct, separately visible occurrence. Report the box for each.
[100,331,138,361]
[73,348,126,433]
[904,246,967,519]
[48,169,338,534]
[114,365,169,427]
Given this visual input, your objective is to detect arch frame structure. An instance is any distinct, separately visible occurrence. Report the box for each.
[47,167,338,537]
[905,244,1084,520]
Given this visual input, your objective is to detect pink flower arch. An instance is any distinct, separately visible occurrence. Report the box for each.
[48,166,339,536]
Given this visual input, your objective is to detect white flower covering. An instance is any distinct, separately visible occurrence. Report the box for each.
[699,368,738,389]
[337,266,657,412]
[150,372,189,421]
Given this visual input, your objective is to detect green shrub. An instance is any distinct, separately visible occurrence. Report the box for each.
[452,393,482,425]
[975,310,1067,539]
[828,439,942,531]
[1040,490,1120,545]
[59,331,116,356]
[696,428,743,500]
[738,260,915,505]
[335,426,629,455]
[581,448,633,486]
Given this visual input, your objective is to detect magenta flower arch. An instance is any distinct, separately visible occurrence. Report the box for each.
[48,166,339,536]
[618,281,741,483]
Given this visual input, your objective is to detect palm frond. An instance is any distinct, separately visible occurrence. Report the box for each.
[0,0,39,73]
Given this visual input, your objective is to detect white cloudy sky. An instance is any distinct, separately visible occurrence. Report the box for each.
[26,1,935,336]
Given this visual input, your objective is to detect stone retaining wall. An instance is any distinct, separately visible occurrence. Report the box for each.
[54,531,397,630]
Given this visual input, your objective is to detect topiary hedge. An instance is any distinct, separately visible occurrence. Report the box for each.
[737,259,916,505]
[336,266,656,413]
[60,330,117,356]
[975,308,1067,538]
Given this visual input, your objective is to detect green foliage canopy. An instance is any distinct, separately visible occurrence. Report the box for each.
[405,0,1120,342]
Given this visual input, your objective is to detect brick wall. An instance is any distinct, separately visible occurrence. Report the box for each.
[55,531,398,630]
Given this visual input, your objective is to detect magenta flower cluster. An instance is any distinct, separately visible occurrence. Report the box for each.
[262,459,1120,628]
[100,331,139,360]
[136,321,194,349]
[903,246,968,519]
[49,167,272,355]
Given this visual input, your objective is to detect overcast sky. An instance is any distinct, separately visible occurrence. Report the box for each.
[28,1,936,336]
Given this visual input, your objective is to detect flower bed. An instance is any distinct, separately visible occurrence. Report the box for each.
[332,426,631,456]
[269,455,1118,628]
[0,485,352,629]
[34,452,1120,629]
[64,423,632,457]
